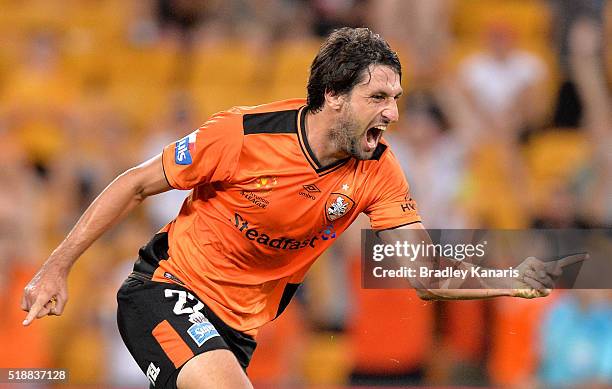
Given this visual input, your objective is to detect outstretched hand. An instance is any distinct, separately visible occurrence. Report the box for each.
[512,256,560,299]
[21,261,70,326]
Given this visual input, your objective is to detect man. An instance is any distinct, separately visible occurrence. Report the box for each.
[22,28,560,389]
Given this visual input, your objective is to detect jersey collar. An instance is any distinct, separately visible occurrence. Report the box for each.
[297,106,351,176]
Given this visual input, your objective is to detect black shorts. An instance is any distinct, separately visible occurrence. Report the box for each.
[117,273,257,389]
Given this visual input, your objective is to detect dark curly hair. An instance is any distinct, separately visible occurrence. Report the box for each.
[306,27,402,113]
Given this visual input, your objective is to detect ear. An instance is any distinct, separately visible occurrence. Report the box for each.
[324,90,346,111]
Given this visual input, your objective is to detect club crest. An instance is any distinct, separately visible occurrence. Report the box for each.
[325,193,355,222]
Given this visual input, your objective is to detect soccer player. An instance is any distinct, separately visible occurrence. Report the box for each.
[22,28,561,389]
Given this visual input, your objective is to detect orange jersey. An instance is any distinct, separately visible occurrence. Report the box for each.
[151,99,420,335]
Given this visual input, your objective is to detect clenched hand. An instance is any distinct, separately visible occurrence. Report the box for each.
[21,261,70,325]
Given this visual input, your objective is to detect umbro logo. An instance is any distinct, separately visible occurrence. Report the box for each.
[302,184,320,193]
[299,184,319,201]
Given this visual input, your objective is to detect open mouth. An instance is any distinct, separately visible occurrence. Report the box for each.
[365,126,386,151]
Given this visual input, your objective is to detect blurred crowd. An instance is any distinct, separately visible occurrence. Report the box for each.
[0,0,611,388]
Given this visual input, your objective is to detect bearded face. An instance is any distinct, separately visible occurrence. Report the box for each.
[328,102,379,161]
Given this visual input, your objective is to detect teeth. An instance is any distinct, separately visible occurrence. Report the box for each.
[374,126,387,131]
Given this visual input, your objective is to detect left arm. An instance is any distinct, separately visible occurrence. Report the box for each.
[378,223,556,300]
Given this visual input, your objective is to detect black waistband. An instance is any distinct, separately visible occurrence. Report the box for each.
[128,271,152,282]
[133,232,170,276]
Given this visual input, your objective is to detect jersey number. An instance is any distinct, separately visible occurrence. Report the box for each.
[164,289,204,315]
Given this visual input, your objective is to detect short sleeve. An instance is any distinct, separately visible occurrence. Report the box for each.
[162,110,244,190]
[364,148,421,230]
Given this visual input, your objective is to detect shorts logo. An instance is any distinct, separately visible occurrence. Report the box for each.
[163,272,185,285]
[325,193,355,222]
[187,321,220,347]
[175,132,197,165]
[147,362,160,386]
[163,288,221,347]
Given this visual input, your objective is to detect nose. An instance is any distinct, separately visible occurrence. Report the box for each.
[382,100,399,123]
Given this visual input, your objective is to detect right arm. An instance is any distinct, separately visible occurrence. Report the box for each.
[21,154,172,325]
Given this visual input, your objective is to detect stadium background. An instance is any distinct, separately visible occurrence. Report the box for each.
[0,0,611,388]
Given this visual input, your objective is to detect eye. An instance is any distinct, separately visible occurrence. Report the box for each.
[371,94,385,102]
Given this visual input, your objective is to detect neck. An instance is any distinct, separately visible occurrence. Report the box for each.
[304,108,348,167]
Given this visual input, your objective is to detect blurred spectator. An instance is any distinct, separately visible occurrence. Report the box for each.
[248,303,307,387]
[549,0,607,129]
[367,0,452,84]
[305,247,350,332]
[126,0,163,48]
[386,92,470,228]
[156,0,210,45]
[308,0,369,37]
[567,17,612,227]
[140,90,194,231]
[0,28,87,235]
[488,296,555,388]
[538,291,612,388]
[0,132,50,369]
[347,253,434,387]
[2,29,77,178]
[433,70,532,227]
[458,22,548,141]
[535,16,612,228]
[224,0,312,44]
[73,78,136,212]
[530,182,592,228]
[432,301,487,386]
[549,0,607,77]
[0,131,41,268]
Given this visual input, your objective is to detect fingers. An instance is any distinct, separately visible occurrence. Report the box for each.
[553,253,589,269]
[524,257,545,272]
[524,269,554,289]
[20,293,28,311]
[533,288,551,298]
[548,266,563,279]
[37,300,53,319]
[513,254,585,299]
[522,256,568,288]
[22,293,67,325]
[50,294,68,316]
[539,253,588,275]
[521,274,547,290]
[23,299,45,326]
[21,264,71,325]
[514,288,551,299]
